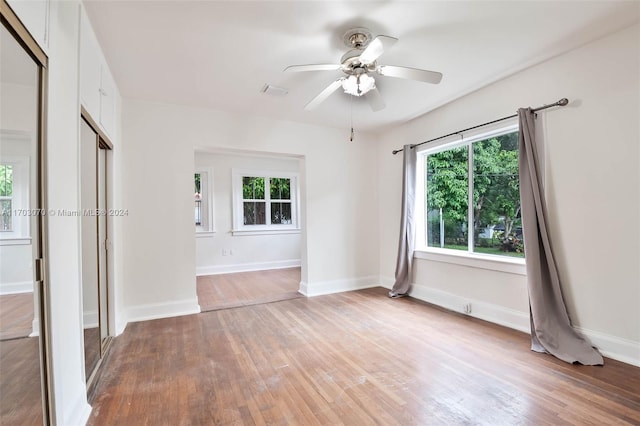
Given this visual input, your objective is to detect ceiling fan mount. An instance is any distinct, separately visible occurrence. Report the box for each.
[343,27,373,49]
[284,26,443,111]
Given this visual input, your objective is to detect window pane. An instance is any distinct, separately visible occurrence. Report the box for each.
[194,173,201,194]
[270,178,291,200]
[0,199,11,231]
[426,146,468,251]
[473,132,524,258]
[0,165,13,197]
[271,202,292,224]
[194,173,202,226]
[242,177,265,199]
[243,201,266,225]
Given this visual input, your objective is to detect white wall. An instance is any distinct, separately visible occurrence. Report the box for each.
[45,1,92,424]
[121,99,380,319]
[377,24,640,365]
[37,1,123,423]
[195,151,302,275]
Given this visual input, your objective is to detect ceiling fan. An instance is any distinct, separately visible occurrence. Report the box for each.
[284,27,443,112]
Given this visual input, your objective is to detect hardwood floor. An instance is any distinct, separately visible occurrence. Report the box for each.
[87,287,640,425]
[0,337,43,425]
[197,268,302,312]
[0,293,34,340]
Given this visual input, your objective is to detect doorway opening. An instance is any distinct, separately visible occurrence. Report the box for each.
[193,148,305,311]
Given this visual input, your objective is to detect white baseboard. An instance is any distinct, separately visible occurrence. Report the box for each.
[115,319,127,336]
[83,310,98,329]
[299,276,380,297]
[125,298,201,324]
[62,390,92,426]
[407,283,530,333]
[196,259,301,276]
[381,276,640,367]
[28,317,40,337]
[0,281,33,295]
[575,326,640,367]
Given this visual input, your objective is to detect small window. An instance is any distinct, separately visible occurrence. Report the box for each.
[0,158,30,243]
[195,169,215,235]
[418,126,524,259]
[232,170,299,235]
[0,164,14,232]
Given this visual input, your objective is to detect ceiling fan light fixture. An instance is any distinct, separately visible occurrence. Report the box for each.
[342,73,375,97]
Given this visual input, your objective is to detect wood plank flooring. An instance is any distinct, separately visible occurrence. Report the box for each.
[197,268,302,312]
[0,293,34,340]
[0,337,43,425]
[87,287,640,425]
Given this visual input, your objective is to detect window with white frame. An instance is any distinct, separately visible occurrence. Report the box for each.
[232,170,299,235]
[0,158,30,243]
[194,168,215,235]
[416,124,524,260]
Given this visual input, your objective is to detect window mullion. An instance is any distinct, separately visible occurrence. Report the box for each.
[468,143,474,253]
[265,178,271,225]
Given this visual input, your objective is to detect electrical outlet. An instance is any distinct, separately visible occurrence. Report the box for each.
[463,303,472,314]
[222,249,230,256]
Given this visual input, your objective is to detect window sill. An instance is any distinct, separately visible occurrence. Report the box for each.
[414,248,526,275]
[196,230,216,238]
[232,228,301,236]
[0,237,32,246]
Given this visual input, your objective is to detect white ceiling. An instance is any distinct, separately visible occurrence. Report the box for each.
[83,1,639,133]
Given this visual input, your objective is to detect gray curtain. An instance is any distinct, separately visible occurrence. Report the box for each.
[518,108,603,365]
[389,144,416,297]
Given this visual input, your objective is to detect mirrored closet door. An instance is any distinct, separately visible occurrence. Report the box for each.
[0,9,51,425]
[80,113,112,389]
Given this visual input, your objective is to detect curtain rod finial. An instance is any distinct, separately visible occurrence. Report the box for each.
[558,98,569,106]
[392,149,401,155]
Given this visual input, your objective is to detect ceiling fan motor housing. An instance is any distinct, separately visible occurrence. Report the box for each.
[340,49,376,75]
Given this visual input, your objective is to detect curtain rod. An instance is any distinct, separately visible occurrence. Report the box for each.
[391,98,569,155]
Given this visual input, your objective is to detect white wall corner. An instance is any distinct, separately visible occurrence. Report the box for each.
[379,275,394,289]
[196,259,301,276]
[124,298,201,324]
[574,326,640,368]
[0,281,33,295]
[299,276,380,297]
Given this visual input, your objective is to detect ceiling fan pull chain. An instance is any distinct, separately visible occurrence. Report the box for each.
[350,93,354,142]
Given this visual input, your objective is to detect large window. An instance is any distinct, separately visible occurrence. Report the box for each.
[232,169,299,235]
[418,125,524,259]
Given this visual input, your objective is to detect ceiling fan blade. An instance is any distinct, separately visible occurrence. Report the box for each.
[364,87,385,112]
[359,35,398,65]
[377,65,443,84]
[304,79,344,110]
[284,64,342,72]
